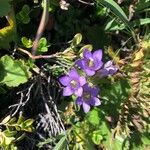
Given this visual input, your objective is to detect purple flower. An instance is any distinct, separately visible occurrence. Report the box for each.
[76,49,103,76]
[59,68,86,97]
[99,60,118,77]
[76,83,101,113]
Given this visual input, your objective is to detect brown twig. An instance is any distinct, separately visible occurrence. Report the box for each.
[18,47,61,59]
[32,0,49,56]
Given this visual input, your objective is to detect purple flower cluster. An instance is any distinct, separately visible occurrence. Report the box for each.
[59,48,118,113]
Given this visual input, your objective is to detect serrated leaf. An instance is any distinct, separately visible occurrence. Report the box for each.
[0,55,31,87]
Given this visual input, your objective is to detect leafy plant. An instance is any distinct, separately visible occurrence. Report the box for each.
[37,37,50,53]
[0,55,31,87]
[21,37,33,48]
[16,4,31,24]
[0,115,34,150]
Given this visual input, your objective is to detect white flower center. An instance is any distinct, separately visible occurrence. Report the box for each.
[87,58,94,67]
[70,80,77,88]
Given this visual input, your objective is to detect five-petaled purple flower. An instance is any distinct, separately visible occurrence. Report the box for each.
[99,60,118,77]
[76,49,103,76]
[76,83,101,113]
[59,48,118,113]
[59,68,86,97]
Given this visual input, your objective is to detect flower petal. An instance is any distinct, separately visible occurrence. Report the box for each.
[69,68,79,78]
[76,97,83,105]
[93,50,102,60]
[90,97,101,106]
[109,67,118,75]
[91,87,99,97]
[99,69,109,77]
[83,49,92,59]
[82,102,91,113]
[63,86,73,96]
[76,59,84,68]
[74,87,83,97]
[85,69,95,76]
[104,60,113,68]
[59,76,70,86]
[93,60,103,70]
[79,76,86,86]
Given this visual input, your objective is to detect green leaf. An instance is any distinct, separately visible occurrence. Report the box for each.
[16,5,30,24]
[86,109,100,125]
[105,18,150,31]
[0,55,32,87]
[91,130,103,145]
[3,130,17,137]
[0,0,11,17]
[23,119,34,127]
[96,0,134,33]
[71,33,82,47]
[37,37,49,53]
[37,138,53,148]
[96,0,128,24]
[132,18,150,27]
[17,115,25,125]
[136,0,150,11]
[4,137,15,145]
[53,136,67,150]
[105,18,125,31]
[21,37,33,48]
[101,79,130,118]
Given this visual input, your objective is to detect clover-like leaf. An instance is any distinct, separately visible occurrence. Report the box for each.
[16,5,30,24]
[37,37,50,53]
[21,37,33,48]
